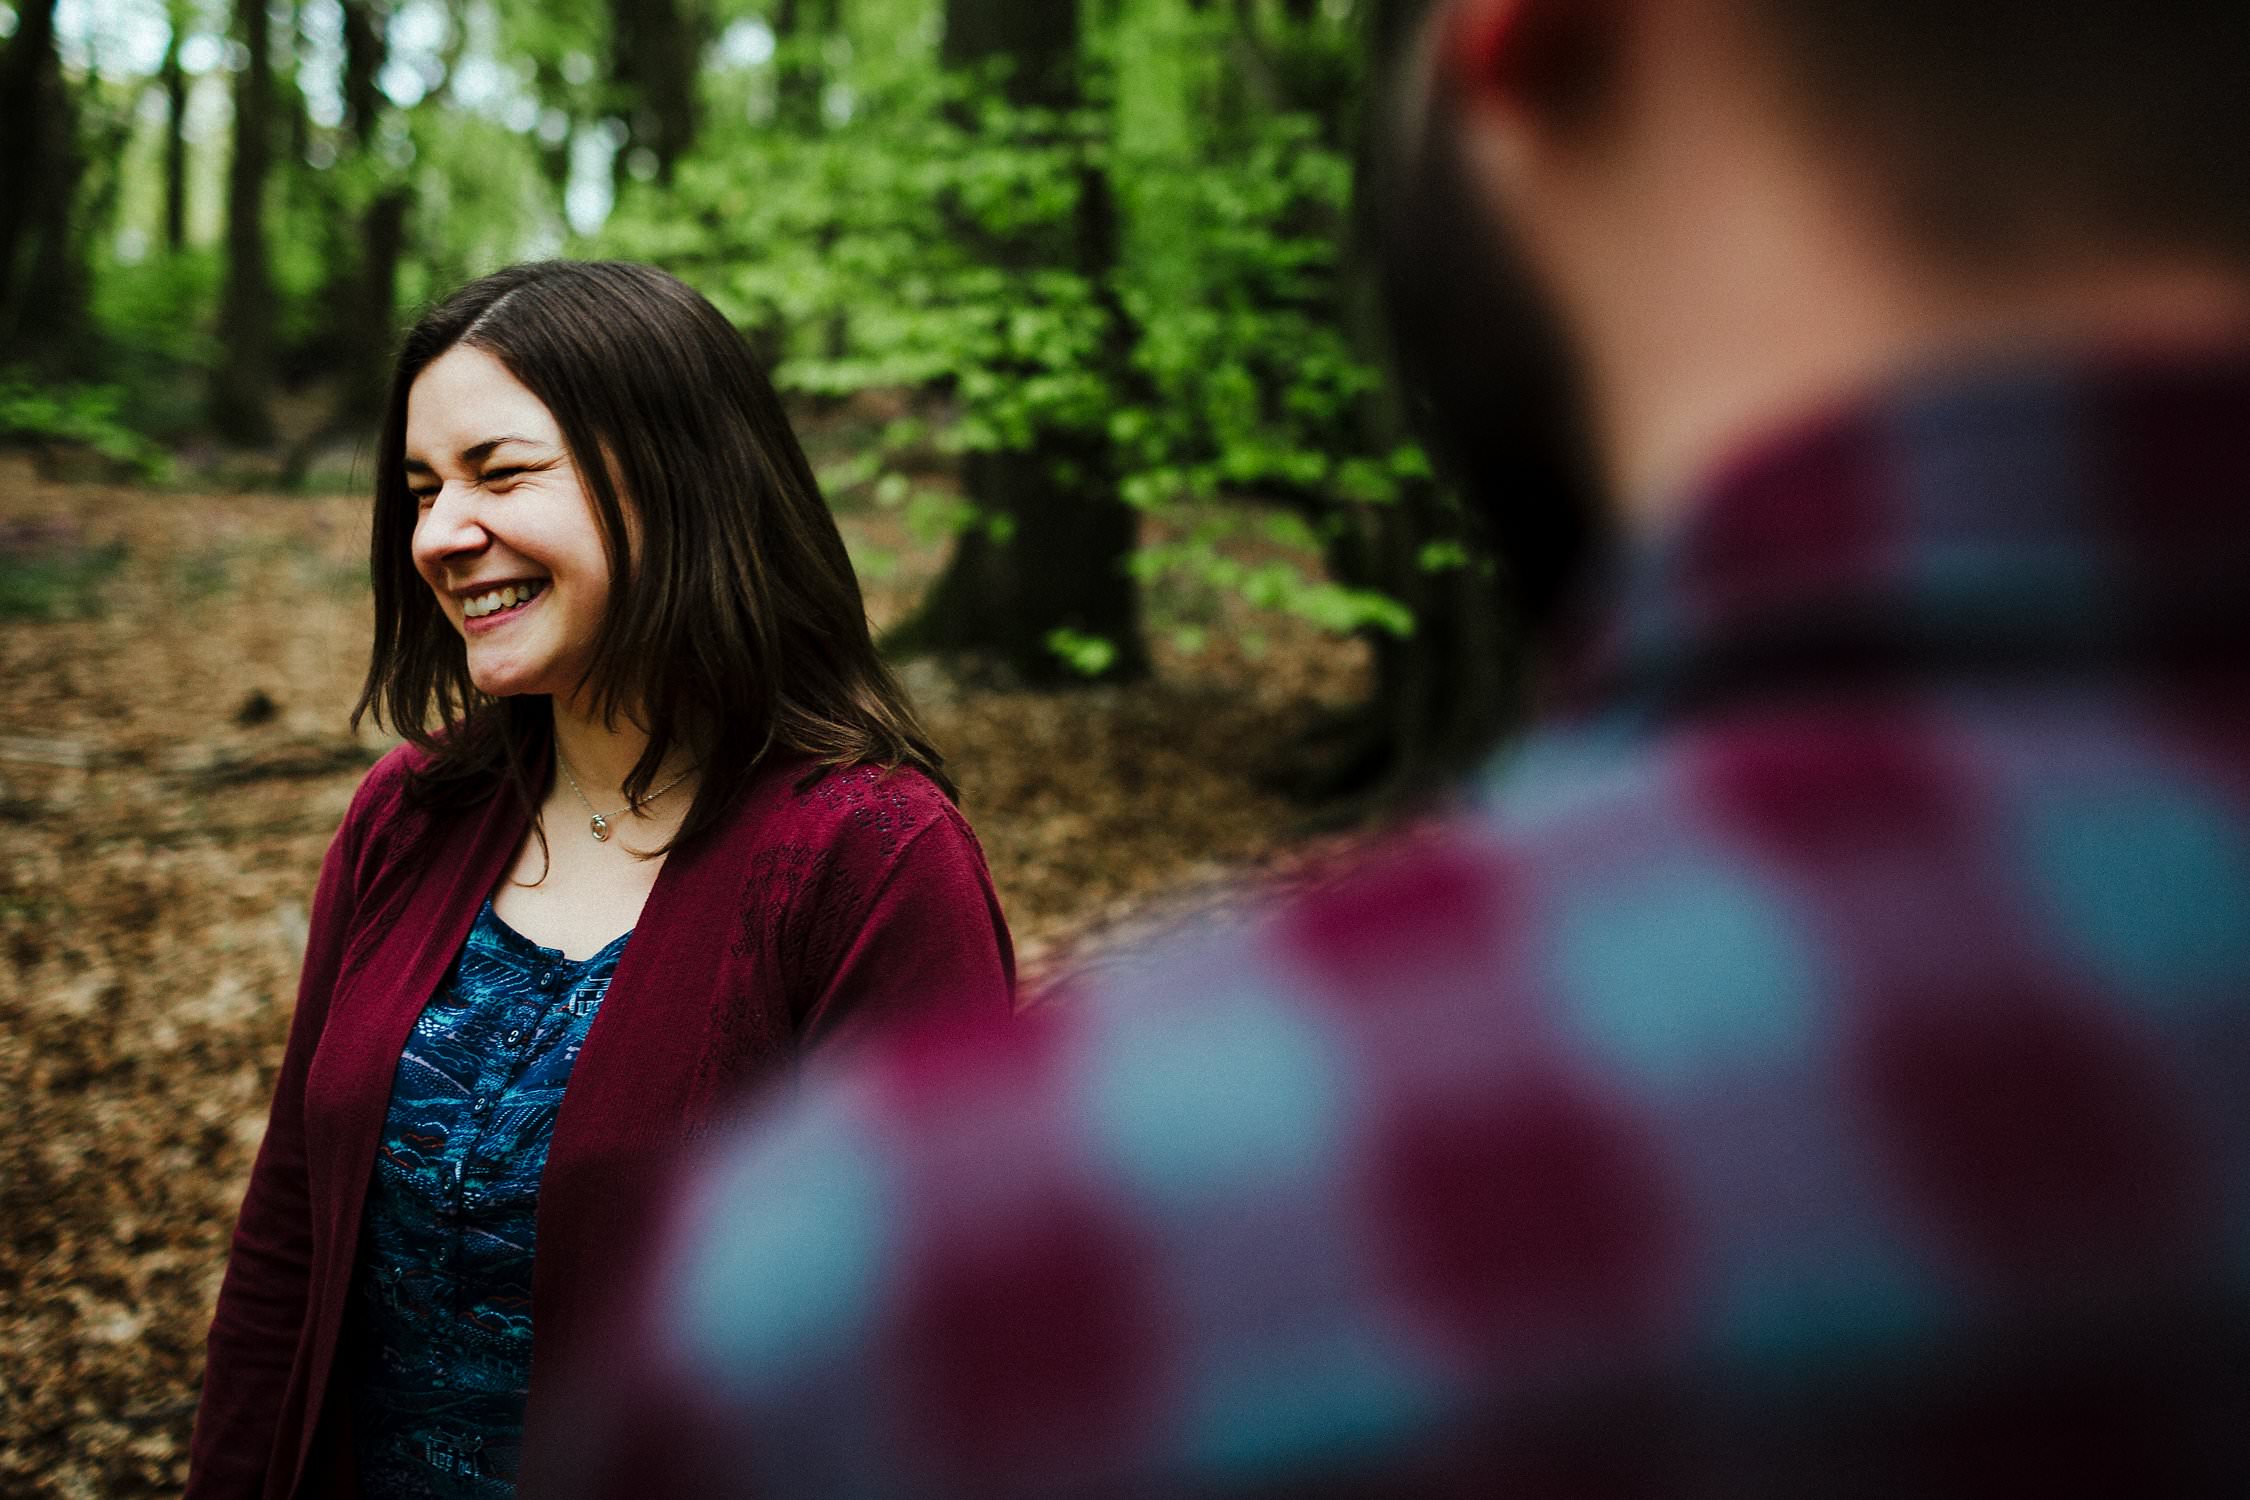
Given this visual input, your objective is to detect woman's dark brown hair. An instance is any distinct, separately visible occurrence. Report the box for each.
[354,260,949,851]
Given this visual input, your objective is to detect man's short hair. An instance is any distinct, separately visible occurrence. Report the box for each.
[1744,0,2250,266]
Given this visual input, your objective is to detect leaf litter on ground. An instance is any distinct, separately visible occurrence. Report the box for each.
[0,457,1399,1497]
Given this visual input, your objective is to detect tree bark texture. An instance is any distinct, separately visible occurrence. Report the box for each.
[1275,0,1542,808]
[772,0,838,133]
[608,0,704,184]
[902,0,1149,686]
[161,3,190,253]
[333,0,408,420]
[339,0,385,141]
[0,0,93,375]
[211,0,277,442]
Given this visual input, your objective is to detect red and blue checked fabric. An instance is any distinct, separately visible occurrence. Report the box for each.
[543,348,2250,1498]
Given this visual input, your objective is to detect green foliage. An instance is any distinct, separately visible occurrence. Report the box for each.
[592,0,1423,647]
[1045,627,1120,677]
[90,250,222,373]
[58,0,1471,661]
[0,529,128,620]
[83,253,221,445]
[396,114,565,312]
[0,375,170,479]
[1131,533,1415,638]
[1418,539,1471,573]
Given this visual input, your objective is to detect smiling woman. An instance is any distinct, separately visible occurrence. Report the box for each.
[183,261,1017,1500]
[403,350,608,710]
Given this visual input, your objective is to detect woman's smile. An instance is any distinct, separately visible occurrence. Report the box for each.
[457,579,549,630]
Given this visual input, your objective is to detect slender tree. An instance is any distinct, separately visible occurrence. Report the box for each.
[211,0,277,441]
[160,0,192,253]
[899,0,1149,684]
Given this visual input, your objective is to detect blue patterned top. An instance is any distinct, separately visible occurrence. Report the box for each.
[351,900,630,1498]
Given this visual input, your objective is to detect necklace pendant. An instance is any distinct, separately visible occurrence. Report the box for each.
[589,813,611,842]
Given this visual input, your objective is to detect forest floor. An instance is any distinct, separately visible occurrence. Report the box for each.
[0,448,1386,1497]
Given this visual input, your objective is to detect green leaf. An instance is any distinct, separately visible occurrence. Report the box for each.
[1417,540,1471,573]
[1045,628,1119,677]
[1390,444,1436,481]
[1334,457,1399,505]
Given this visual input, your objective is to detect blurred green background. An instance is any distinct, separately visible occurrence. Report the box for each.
[2,0,1527,797]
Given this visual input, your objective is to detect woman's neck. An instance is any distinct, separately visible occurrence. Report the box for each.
[548,697,697,811]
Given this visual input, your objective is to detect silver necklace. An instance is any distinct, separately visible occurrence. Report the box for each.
[556,753,695,842]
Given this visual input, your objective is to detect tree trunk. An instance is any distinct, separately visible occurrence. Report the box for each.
[900,0,1147,686]
[771,0,848,361]
[211,0,277,442]
[161,3,190,253]
[1289,477,1525,808]
[0,0,92,375]
[339,0,385,141]
[772,0,836,132]
[1270,0,1547,809]
[608,0,703,184]
[334,0,407,419]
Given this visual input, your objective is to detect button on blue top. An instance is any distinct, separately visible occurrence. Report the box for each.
[350,900,629,1498]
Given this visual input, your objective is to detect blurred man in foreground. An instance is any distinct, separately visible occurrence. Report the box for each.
[537,0,2250,1492]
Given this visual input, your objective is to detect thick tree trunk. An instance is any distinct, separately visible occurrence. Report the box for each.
[901,0,1147,685]
[211,0,276,442]
[0,0,92,374]
[609,0,703,184]
[1270,0,1544,808]
[0,0,59,303]
[1286,478,1524,808]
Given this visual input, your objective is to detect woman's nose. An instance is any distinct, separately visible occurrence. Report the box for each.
[412,482,491,562]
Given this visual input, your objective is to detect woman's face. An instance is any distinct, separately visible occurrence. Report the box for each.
[405,344,614,705]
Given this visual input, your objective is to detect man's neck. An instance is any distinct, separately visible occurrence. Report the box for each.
[1601,257,2250,528]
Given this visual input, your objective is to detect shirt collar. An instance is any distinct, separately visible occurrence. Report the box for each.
[1550,343,2250,725]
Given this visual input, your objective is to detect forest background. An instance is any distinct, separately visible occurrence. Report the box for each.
[0,0,1539,1492]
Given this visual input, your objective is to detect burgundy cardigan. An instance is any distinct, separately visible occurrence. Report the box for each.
[185,743,1014,1500]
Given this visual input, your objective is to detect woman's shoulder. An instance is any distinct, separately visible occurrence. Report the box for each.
[741,756,974,867]
[334,739,474,873]
[338,741,429,835]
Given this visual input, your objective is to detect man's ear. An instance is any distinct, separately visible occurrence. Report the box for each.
[1446,0,1528,105]
[1444,0,1622,125]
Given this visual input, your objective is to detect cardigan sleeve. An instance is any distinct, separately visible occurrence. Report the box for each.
[790,789,1016,1050]
[184,790,368,1499]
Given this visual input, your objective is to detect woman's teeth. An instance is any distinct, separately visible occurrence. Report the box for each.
[463,582,545,619]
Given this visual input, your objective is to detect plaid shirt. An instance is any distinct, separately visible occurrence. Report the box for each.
[542,348,2250,1498]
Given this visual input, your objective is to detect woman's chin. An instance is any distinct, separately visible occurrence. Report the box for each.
[464,661,552,701]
